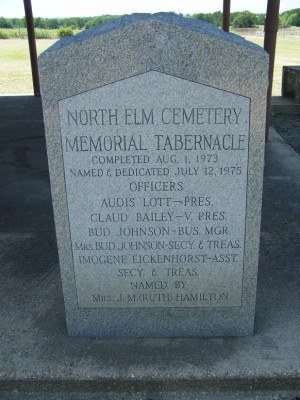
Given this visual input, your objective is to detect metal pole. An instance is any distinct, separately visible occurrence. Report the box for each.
[222,0,231,32]
[264,0,280,141]
[23,0,40,96]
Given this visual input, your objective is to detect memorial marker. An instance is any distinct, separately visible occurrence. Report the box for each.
[39,13,269,336]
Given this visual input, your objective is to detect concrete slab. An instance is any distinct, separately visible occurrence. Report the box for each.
[0,96,299,398]
[271,96,300,113]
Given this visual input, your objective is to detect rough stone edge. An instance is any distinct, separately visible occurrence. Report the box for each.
[39,13,266,56]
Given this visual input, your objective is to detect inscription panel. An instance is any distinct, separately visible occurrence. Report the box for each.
[58,71,250,308]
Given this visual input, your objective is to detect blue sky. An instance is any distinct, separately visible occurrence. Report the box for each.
[0,0,299,18]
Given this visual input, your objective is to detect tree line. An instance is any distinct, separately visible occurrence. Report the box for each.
[190,8,300,28]
[0,8,299,30]
[0,15,119,30]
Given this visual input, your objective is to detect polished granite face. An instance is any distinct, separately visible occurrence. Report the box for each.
[39,13,269,337]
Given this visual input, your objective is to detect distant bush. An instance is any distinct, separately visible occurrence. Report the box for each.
[35,29,57,39]
[0,17,13,29]
[191,11,222,27]
[58,27,74,38]
[0,29,9,38]
[0,28,27,38]
[232,11,257,28]
[280,8,300,27]
[84,15,119,29]
[0,28,77,39]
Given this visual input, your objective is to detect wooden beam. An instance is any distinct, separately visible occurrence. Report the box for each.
[264,0,280,141]
[222,0,231,32]
[23,0,40,96]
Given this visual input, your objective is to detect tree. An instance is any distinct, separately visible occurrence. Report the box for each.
[58,27,73,38]
[193,13,214,24]
[34,17,46,29]
[212,11,222,27]
[280,8,300,27]
[46,18,60,29]
[84,15,118,29]
[232,11,257,28]
[192,11,222,27]
[256,14,265,26]
[287,13,299,26]
[0,17,13,28]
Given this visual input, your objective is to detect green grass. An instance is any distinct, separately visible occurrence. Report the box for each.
[0,36,300,95]
[0,39,57,93]
[244,36,300,96]
[0,28,82,39]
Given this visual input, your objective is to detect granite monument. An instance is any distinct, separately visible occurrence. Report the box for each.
[39,13,269,336]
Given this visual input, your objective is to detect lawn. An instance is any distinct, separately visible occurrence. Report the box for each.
[0,36,299,95]
[0,39,57,94]
[244,36,300,96]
